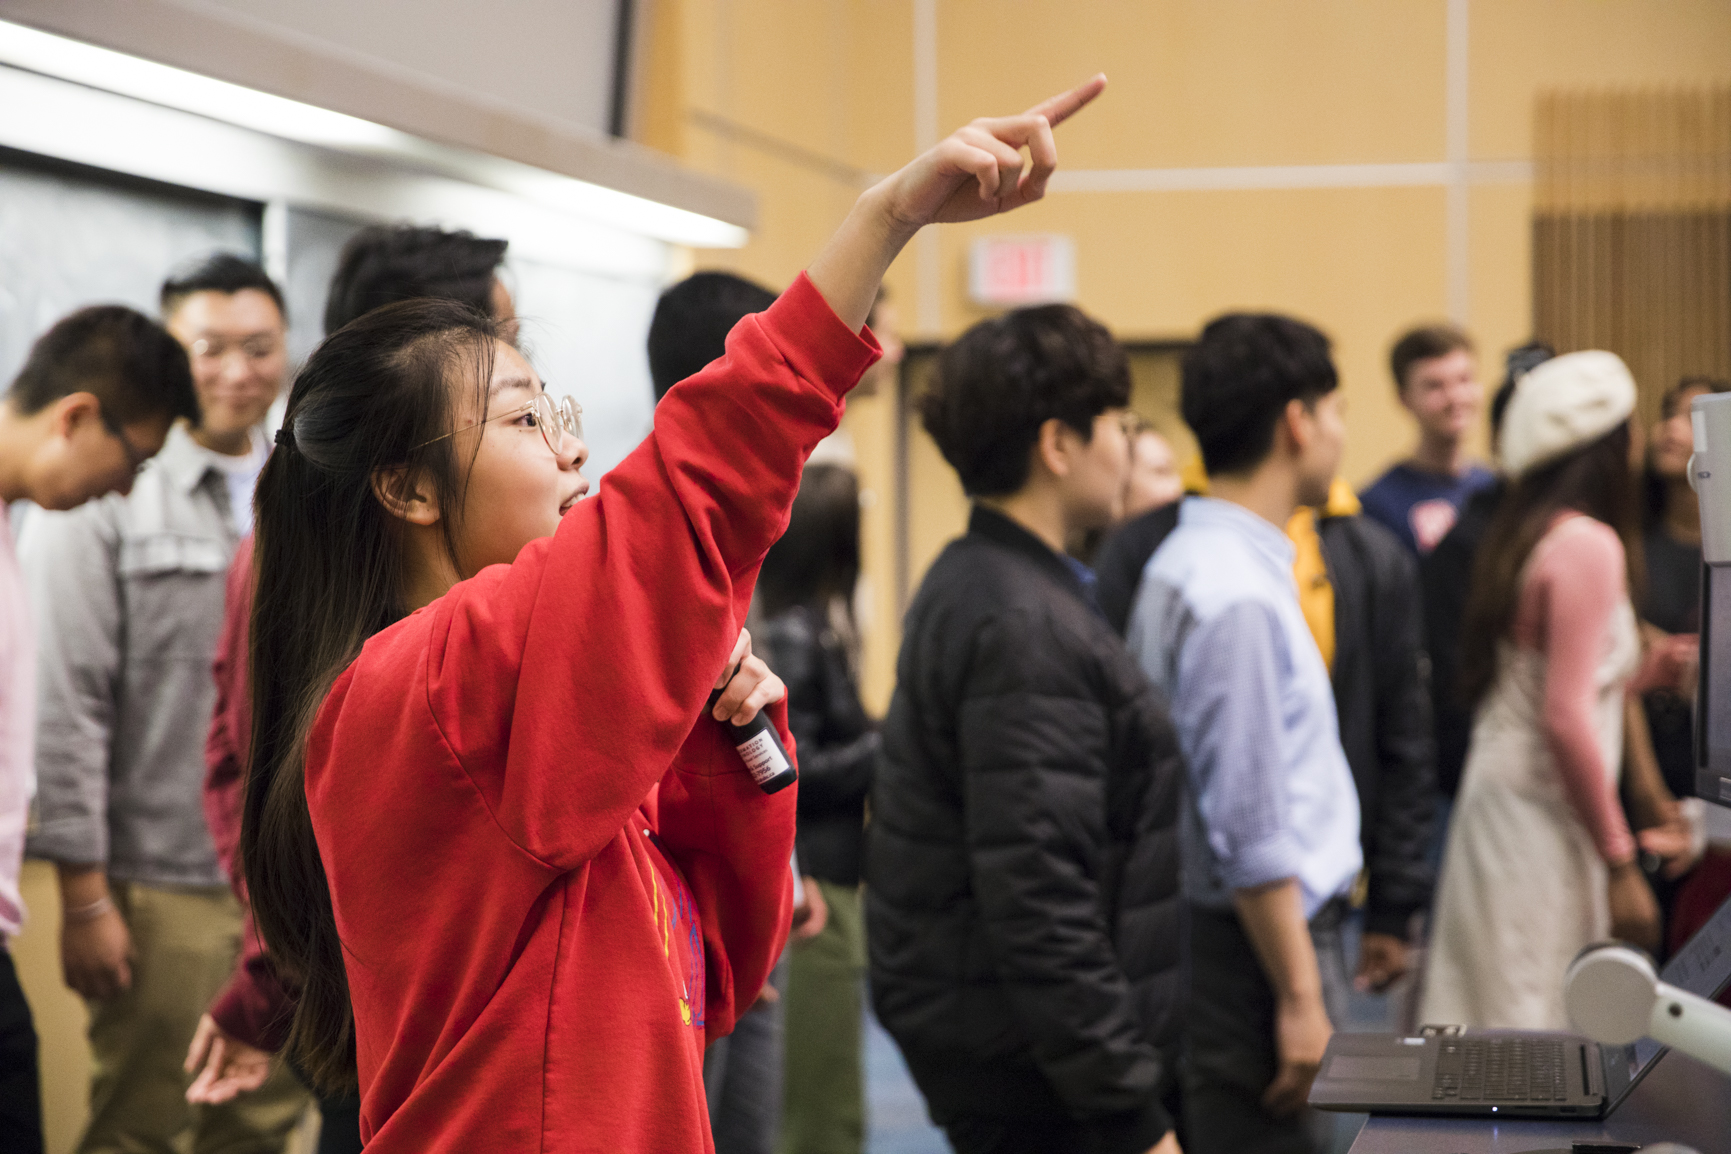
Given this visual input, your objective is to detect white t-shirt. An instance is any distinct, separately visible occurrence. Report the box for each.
[204,430,270,535]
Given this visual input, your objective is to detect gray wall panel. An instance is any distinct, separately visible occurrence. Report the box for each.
[0,155,260,388]
[281,206,370,366]
[509,258,657,482]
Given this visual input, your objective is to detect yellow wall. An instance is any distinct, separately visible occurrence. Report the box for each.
[640,0,1731,712]
[16,863,91,1153]
[14,7,1728,1148]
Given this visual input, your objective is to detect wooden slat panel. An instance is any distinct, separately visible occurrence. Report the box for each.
[1533,86,1731,416]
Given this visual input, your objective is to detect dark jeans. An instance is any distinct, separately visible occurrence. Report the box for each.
[1183,901,1345,1154]
[317,1094,364,1154]
[286,1054,364,1154]
[0,949,42,1154]
[704,953,789,1154]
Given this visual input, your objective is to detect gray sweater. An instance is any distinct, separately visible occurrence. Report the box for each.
[21,424,245,887]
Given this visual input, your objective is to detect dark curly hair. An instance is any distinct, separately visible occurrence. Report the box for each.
[1389,321,1473,393]
[324,225,508,335]
[647,272,778,403]
[921,305,1129,497]
[758,464,859,618]
[1181,313,1337,477]
[160,252,286,321]
[10,305,198,428]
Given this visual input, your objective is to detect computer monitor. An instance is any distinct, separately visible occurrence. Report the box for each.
[1599,883,1731,1101]
[1690,392,1731,807]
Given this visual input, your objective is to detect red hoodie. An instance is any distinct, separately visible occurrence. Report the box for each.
[302,274,877,1152]
[203,535,299,1052]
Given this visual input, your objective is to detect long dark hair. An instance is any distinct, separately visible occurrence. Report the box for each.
[1460,422,1639,709]
[242,299,498,1094]
[757,463,860,619]
[1644,377,1730,524]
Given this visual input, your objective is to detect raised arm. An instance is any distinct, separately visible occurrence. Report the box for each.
[425,78,1109,872]
[808,76,1105,330]
[1531,519,1635,865]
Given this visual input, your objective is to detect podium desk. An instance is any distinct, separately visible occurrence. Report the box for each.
[1347,1049,1731,1153]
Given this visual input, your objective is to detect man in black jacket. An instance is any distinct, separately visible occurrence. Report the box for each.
[868,305,1183,1154]
[1097,487,1436,1007]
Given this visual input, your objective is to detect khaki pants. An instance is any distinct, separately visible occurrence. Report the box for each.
[80,882,308,1154]
[778,880,864,1154]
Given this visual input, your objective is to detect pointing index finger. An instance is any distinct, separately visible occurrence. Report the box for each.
[1023,73,1107,129]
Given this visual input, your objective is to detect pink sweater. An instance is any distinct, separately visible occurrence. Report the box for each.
[1512,513,1636,865]
[0,503,32,943]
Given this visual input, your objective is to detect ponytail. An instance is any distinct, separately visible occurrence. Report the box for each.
[242,300,496,1093]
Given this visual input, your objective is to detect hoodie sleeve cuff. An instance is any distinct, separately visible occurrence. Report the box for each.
[756,273,882,403]
[1364,899,1422,940]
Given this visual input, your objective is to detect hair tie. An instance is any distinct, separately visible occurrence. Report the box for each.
[274,425,295,449]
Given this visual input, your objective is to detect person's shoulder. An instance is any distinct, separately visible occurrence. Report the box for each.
[1463,463,1499,490]
[904,533,1021,625]
[17,491,126,552]
[1525,515,1625,594]
[1148,518,1273,615]
[1325,512,1420,589]
[1101,502,1180,566]
[916,530,997,588]
[1356,465,1420,529]
[1359,463,1414,502]
[1326,508,1405,553]
[1546,512,1624,560]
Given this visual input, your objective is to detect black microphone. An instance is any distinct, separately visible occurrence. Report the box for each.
[707,688,798,794]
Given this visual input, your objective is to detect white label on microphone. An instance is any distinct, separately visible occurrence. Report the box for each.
[737,730,791,787]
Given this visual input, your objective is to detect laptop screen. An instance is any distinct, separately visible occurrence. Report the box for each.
[1603,888,1731,1101]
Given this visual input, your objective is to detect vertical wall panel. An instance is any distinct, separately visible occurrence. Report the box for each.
[0,151,260,388]
[1533,87,1731,415]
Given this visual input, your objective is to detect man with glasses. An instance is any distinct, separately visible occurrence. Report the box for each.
[0,305,196,1154]
[21,254,307,1154]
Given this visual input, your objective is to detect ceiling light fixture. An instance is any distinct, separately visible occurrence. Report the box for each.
[0,18,748,248]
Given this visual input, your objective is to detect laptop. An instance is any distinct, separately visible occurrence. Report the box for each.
[1310,890,1731,1119]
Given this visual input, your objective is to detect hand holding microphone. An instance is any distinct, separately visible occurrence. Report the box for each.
[709,630,798,794]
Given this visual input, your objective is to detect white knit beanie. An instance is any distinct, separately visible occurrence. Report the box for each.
[1499,350,1637,477]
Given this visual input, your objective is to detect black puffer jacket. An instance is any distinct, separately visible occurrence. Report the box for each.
[867,506,1182,1150]
[1319,512,1436,937]
[756,604,878,887]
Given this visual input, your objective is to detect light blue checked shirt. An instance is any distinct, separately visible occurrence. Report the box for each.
[1128,496,1361,918]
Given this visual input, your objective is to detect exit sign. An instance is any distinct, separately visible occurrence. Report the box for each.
[969,235,1076,306]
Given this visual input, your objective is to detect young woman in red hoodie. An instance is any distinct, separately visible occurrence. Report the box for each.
[240,77,1105,1152]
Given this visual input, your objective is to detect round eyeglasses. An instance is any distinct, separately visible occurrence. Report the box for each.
[103,421,150,476]
[414,392,584,456]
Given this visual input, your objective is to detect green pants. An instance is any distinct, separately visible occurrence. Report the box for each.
[81,882,308,1154]
[779,879,864,1154]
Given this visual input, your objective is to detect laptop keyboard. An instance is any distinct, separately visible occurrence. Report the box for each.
[1432,1038,1570,1102]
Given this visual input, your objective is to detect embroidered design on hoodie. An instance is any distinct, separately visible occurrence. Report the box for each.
[646,829,706,1031]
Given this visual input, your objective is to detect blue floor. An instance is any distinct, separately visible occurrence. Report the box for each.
[864,1002,947,1154]
[861,910,1399,1154]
